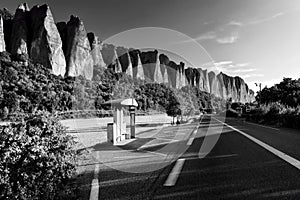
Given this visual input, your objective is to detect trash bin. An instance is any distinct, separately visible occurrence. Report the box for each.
[107,123,114,142]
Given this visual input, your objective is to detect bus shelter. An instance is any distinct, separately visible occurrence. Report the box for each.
[102,98,138,145]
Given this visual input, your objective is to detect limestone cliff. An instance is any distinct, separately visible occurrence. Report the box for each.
[154,52,163,83]
[112,47,122,73]
[0,3,253,103]
[10,3,29,55]
[125,52,133,77]
[0,8,13,52]
[87,32,106,70]
[0,16,5,52]
[30,5,66,76]
[63,15,93,79]
[140,50,163,82]
[134,51,144,80]
[197,68,210,93]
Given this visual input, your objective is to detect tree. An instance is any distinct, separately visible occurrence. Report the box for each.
[166,96,181,123]
[3,91,19,113]
[258,78,300,107]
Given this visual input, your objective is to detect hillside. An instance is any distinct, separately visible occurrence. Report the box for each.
[0,50,224,119]
[0,3,255,104]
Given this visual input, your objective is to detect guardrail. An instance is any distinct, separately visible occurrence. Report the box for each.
[56,109,150,119]
[3,110,161,121]
[56,110,113,118]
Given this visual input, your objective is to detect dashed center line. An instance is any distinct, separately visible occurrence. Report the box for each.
[187,129,198,146]
[163,158,185,186]
[186,115,203,146]
[89,152,100,200]
[164,116,204,187]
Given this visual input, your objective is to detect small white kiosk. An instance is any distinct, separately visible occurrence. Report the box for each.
[103,98,138,145]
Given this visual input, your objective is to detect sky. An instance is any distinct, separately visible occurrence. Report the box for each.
[1,0,300,92]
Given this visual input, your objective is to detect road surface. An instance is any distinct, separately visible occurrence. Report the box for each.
[78,115,300,200]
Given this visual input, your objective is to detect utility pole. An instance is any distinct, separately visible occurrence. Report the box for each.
[255,83,262,106]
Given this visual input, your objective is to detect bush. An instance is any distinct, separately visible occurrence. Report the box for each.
[267,102,283,115]
[0,112,77,199]
[247,103,300,129]
[0,107,8,120]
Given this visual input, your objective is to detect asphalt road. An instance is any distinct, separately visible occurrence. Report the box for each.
[83,115,300,200]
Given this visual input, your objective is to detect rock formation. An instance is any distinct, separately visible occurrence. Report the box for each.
[87,32,106,69]
[30,5,66,76]
[135,52,144,80]
[10,3,29,55]
[166,61,178,88]
[159,54,170,84]
[127,49,144,80]
[216,73,227,99]
[162,65,169,84]
[208,71,222,98]
[185,68,195,86]
[196,68,210,93]
[220,73,238,101]
[153,52,163,83]
[140,50,158,82]
[180,63,186,88]
[234,76,249,103]
[101,43,114,66]
[0,8,13,52]
[56,22,67,53]
[0,16,5,52]
[103,44,252,102]
[0,3,253,103]
[63,15,93,79]
[125,51,133,77]
[175,68,181,89]
[112,47,122,73]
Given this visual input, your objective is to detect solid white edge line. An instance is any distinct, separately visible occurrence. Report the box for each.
[213,117,300,170]
[164,158,185,186]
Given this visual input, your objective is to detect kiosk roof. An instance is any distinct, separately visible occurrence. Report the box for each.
[102,98,138,107]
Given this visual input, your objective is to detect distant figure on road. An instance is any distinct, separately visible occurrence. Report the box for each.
[176,120,180,125]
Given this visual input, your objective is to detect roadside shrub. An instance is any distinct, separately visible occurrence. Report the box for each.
[247,103,300,129]
[267,102,283,115]
[0,112,77,200]
[0,107,9,120]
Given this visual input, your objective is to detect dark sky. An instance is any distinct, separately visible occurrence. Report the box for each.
[1,0,300,91]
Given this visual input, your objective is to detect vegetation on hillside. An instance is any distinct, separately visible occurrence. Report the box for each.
[0,52,222,120]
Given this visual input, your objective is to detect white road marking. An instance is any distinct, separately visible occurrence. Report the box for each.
[213,117,300,170]
[164,158,185,186]
[89,157,100,200]
[244,121,280,131]
[89,179,99,200]
[186,116,204,146]
[187,128,198,145]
